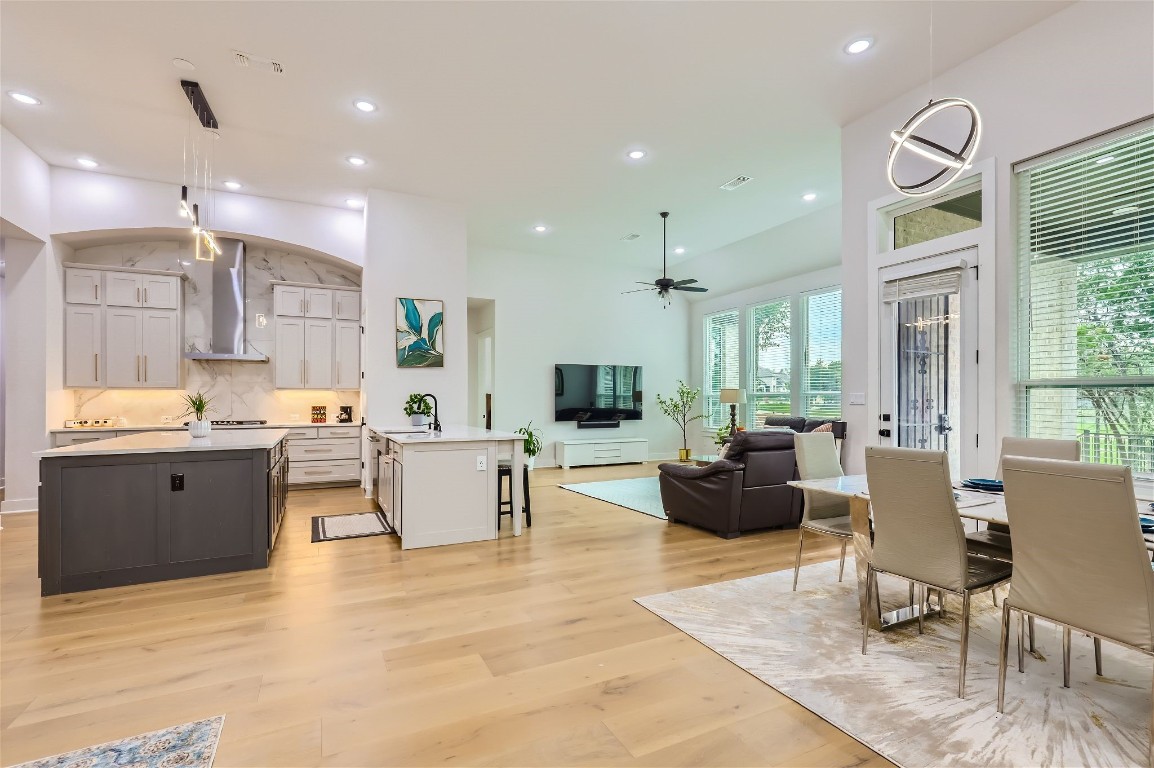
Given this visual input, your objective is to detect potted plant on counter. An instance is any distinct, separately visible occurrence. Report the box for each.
[657,380,703,461]
[515,421,543,470]
[404,393,432,427]
[180,391,215,438]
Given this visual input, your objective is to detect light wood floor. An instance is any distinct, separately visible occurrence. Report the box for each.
[0,463,888,767]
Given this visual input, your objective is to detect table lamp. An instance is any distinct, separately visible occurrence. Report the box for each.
[719,388,744,436]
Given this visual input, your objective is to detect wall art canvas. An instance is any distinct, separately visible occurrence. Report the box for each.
[397,298,444,368]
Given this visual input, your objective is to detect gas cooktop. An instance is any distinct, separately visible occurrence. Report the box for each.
[182,419,268,426]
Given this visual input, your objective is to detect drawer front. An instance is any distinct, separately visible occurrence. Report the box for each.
[594,443,625,454]
[318,425,360,439]
[289,438,360,462]
[284,427,319,440]
[53,431,118,447]
[288,459,359,484]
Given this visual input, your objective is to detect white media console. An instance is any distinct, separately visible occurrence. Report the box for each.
[556,437,649,469]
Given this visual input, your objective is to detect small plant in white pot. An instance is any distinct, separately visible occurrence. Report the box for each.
[516,421,543,470]
[180,391,215,438]
[404,393,432,427]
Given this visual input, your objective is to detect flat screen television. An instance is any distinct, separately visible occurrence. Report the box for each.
[554,364,643,422]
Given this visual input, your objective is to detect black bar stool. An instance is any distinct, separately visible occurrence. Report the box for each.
[497,462,532,529]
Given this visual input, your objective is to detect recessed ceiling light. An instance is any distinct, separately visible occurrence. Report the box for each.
[346,198,365,209]
[627,149,647,160]
[1096,155,1116,165]
[8,91,40,105]
[533,224,549,234]
[844,38,873,55]
[346,156,367,167]
[802,192,818,202]
[223,180,242,190]
[353,100,377,113]
[76,157,99,168]
[172,58,196,71]
[673,247,686,255]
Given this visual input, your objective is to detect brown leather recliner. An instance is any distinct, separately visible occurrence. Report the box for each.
[658,430,803,539]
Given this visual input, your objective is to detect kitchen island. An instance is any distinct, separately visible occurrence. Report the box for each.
[37,429,289,595]
[369,426,524,549]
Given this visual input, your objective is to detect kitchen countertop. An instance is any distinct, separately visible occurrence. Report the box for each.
[368,425,521,444]
[50,422,359,433]
[39,428,291,457]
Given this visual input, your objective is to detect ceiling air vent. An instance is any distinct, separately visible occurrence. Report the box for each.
[232,50,285,75]
[620,233,641,241]
[720,175,753,191]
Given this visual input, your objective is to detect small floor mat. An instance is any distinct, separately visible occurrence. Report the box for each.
[10,715,225,768]
[311,511,393,542]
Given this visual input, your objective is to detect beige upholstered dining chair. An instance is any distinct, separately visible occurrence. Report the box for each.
[862,446,1013,699]
[792,432,851,590]
[997,457,1153,765]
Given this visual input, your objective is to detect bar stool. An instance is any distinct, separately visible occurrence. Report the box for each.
[497,462,532,529]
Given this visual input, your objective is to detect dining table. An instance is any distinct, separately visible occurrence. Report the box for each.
[788,474,1153,632]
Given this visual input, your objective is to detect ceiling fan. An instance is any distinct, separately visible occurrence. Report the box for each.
[623,212,708,304]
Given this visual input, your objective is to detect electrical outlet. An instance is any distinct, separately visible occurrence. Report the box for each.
[161,415,172,424]
[476,456,487,471]
[289,413,300,421]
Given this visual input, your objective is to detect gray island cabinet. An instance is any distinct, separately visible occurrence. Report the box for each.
[37,429,289,596]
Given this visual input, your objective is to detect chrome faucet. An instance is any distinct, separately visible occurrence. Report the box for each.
[420,393,441,433]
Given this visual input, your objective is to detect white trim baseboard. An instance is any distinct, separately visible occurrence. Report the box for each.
[1,498,37,514]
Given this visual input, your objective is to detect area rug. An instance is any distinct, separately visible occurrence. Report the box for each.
[636,561,1149,767]
[559,476,666,520]
[311,511,393,542]
[10,715,224,768]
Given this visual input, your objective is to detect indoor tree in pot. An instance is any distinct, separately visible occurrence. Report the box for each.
[404,393,432,427]
[515,421,543,470]
[657,381,703,461]
[180,391,215,438]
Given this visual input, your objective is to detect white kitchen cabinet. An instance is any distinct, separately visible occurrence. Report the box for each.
[105,308,143,388]
[305,288,333,318]
[334,290,360,321]
[304,319,334,389]
[105,272,142,307]
[142,275,180,309]
[64,306,103,387]
[274,286,306,317]
[275,317,306,389]
[141,310,180,387]
[65,269,102,305]
[334,321,361,390]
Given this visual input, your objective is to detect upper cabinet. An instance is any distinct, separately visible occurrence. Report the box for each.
[272,283,361,390]
[63,265,184,389]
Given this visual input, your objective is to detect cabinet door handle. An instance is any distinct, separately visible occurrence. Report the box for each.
[301,359,306,386]
[305,298,310,314]
[94,353,99,381]
[144,287,149,305]
[136,355,141,382]
[303,470,332,476]
[304,448,332,453]
[144,355,148,382]
[94,284,100,301]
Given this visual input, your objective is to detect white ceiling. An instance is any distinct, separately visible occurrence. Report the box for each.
[1,1,1070,266]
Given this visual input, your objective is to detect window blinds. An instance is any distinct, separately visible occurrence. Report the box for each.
[1016,126,1154,478]
[881,268,963,303]
[804,289,842,418]
[704,310,740,428]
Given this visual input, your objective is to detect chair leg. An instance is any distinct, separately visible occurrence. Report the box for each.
[938,589,946,618]
[838,539,847,582]
[1017,611,1026,673]
[862,566,875,655]
[1028,615,1036,654]
[991,587,999,607]
[523,465,532,527]
[958,591,972,699]
[997,600,1011,712]
[1062,626,1072,688]
[917,584,925,634]
[1094,637,1103,676]
[792,529,805,591]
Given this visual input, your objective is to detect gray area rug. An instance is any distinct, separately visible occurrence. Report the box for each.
[11,715,224,768]
[636,561,1149,767]
[559,476,666,520]
[311,511,393,542]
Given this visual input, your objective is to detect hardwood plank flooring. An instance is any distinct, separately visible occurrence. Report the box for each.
[0,462,887,767]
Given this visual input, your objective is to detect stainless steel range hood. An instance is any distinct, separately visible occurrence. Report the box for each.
[184,238,269,362]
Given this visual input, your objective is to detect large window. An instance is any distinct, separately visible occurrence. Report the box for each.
[1016,125,1154,480]
[749,299,792,424]
[803,288,843,418]
[704,310,740,429]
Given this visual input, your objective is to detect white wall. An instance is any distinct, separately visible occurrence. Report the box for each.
[840,0,1154,474]
[468,246,690,465]
[50,168,365,267]
[362,188,468,429]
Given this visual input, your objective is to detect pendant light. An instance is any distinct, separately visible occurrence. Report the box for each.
[178,80,223,261]
[886,2,982,198]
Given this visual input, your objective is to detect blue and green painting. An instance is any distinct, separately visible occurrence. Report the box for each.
[397,297,444,368]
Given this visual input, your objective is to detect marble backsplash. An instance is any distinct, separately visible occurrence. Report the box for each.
[68,240,362,426]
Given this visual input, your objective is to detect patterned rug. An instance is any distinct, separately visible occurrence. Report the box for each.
[311,511,393,542]
[559,476,666,520]
[636,561,1149,767]
[11,716,224,768]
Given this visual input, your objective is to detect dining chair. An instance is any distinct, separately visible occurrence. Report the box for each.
[862,446,1013,699]
[792,432,852,590]
[997,457,1153,765]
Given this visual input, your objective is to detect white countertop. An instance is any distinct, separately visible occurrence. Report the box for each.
[39,428,290,457]
[368,425,521,444]
[50,422,358,433]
